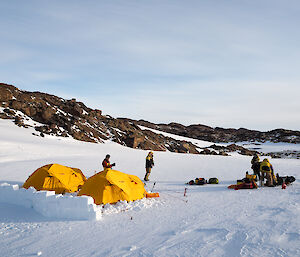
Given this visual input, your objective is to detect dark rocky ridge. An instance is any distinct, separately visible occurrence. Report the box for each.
[136,120,300,144]
[2,82,292,156]
[0,83,200,154]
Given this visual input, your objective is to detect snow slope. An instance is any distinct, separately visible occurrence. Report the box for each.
[138,125,220,148]
[1,119,300,257]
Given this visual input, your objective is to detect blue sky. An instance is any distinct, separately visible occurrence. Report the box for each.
[1,0,299,130]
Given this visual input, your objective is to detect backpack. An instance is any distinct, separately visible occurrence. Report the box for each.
[195,178,207,185]
[188,180,195,185]
[277,176,296,185]
[246,174,257,181]
[286,176,296,183]
[208,177,219,184]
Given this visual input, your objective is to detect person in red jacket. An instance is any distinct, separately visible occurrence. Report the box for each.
[102,154,115,170]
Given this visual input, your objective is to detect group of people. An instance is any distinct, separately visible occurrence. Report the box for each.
[251,153,276,187]
[102,152,155,182]
[102,152,280,187]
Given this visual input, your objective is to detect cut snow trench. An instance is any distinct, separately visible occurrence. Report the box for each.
[0,183,161,221]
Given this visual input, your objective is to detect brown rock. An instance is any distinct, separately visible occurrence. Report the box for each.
[0,86,13,102]
[11,100,24,111]
[42,107,55,121]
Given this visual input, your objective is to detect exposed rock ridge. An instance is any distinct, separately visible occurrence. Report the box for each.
[136,120,300,144]
[0,83,199,154]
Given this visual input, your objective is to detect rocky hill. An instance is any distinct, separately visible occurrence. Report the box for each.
[0,83,201,154]
[136,120,300,144]
[2,83,298,157]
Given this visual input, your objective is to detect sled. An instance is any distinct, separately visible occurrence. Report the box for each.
[146,192,160,198]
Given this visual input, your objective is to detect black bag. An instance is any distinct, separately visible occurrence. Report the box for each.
[276,176,295,185]
[208,177,219,184]
[284,176,296,184]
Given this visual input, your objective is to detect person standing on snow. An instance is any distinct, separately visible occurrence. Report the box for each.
[144,152,154,181]
[260,158,274,187]
[102,154,115,170]
[251,153,261,180]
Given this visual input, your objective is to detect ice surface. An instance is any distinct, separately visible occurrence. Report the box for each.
[0,119,300,257]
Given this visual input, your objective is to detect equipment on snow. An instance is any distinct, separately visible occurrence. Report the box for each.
[195,178,207,185]
[237,179,244,185]
[187,178,211,185]
[282,178,287,189]
[276,174,295,186]
[151,182,156,192]
[228,172,258,190]
[228,180,258,190]
[208,177,219,184]
[246,174,257,181]
[146,192,160,198]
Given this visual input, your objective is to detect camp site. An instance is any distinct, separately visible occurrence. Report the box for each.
[1,1,300,256]
[1,118,300,256]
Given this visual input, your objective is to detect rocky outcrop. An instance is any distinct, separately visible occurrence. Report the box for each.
[136,120,300,144]
[2,83,293,156]
[0,83,200,154]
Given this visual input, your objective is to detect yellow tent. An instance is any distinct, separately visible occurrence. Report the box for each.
[78,169,146,205]
[23,164,87,194]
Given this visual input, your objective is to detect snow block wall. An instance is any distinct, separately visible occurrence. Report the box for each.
[0,183,102,220]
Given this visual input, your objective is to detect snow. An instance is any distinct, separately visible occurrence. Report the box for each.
[139,125,300,156]
[0,183,160,221]
[0,183,102,220]
[238,141,300,153]
[0,107,44,127]
[138,125,221,148]
[1,119,300,256]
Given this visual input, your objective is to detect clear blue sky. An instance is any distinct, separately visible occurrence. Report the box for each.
[1,0,299,131]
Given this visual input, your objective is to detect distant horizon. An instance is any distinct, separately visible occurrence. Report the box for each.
[1,1,299,131]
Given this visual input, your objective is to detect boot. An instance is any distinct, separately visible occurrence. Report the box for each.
[144,172,150,181]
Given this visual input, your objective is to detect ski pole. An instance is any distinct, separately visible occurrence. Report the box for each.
[151,182,156,192]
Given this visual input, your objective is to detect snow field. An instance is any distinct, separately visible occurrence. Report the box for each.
[1,119,300,256]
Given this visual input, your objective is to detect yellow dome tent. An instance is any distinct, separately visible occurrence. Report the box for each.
[23,164,87,194]
[78,169,146,205]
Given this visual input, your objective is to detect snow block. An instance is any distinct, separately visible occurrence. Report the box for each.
[0,183,102,220]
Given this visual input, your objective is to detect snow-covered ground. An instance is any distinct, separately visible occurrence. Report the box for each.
[139,124,300,155]
[1,119,300,257]
[138,125,219,148]
[237,141,300,153]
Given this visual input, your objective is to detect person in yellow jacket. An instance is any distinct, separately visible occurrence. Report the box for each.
[144,152,154,181]
[260,158,274,187]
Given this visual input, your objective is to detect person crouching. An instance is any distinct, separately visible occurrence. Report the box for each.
[260,158,274,187]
